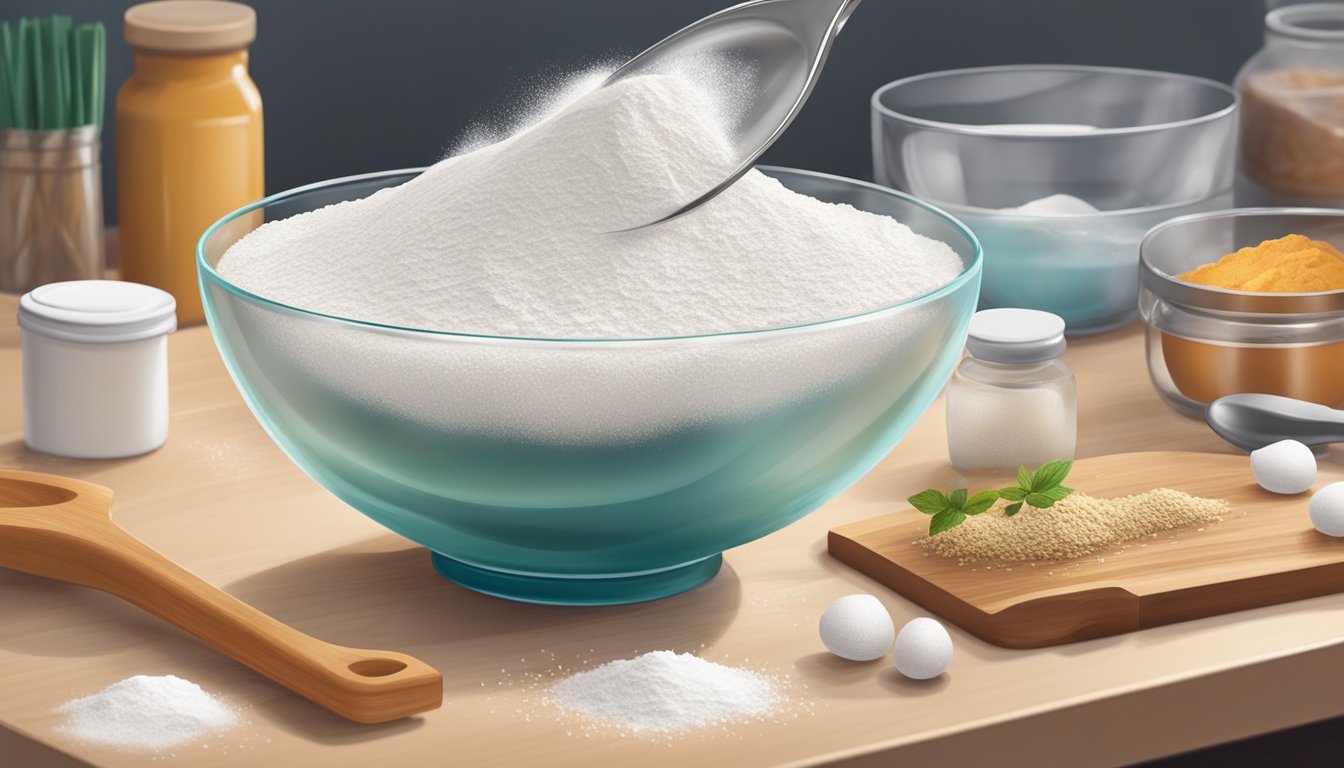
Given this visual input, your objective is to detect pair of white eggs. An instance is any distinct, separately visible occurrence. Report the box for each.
[819,594,951,679]
[1249,439,1344,536]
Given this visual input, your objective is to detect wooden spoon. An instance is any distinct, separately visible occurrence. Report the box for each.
[0,469,442,724]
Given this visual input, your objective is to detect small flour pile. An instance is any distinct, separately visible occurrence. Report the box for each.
[549,651,780,733]
[54,675,239,751]
[219,73,961,338]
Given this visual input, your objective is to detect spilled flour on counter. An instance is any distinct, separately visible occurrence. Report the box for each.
[54,675,239,751]
[218,72,962,339]
[548,651,781,733]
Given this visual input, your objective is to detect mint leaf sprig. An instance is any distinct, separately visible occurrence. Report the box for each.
[908,487,1001,536]
[907,459,1077,535]
[998,459,1075,517]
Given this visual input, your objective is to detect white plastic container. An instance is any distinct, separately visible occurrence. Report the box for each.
[18,280,177,459]
[947,308,1077,471]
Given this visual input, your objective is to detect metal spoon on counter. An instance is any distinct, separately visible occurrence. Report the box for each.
[604,0,864,230]
[1206,393,1344,453]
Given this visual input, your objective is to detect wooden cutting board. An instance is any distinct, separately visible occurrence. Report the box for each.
[829,451,1344,649]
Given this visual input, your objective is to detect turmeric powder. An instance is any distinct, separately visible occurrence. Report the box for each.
[1178,234,1344,292]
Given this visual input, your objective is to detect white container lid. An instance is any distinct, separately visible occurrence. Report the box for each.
[966,308,1066,364]
[18,280,177,343]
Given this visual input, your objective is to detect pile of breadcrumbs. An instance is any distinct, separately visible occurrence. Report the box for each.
[921,488,1228,563]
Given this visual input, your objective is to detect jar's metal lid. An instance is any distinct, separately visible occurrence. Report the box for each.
[965,308,1066,364]
[18,280,177,344]
[125,1,256,54]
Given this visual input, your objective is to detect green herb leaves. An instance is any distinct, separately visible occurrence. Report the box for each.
[908,487,1000,536]
[999,459,1074,517]
[908,459,1077,535]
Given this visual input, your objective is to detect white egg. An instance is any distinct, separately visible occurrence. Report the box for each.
[819,594,894,661]
[893,617,953,680]
[1310,482,1344,537]
[1250,439,1316,495]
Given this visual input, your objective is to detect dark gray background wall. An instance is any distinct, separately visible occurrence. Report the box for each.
[3,0,1267,224]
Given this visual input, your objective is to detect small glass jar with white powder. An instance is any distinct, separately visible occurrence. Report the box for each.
[947,308,1076,471]
[19,280,176,459]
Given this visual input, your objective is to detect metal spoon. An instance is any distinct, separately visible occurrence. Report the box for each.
[1205,393,1344,453]
[604,0,864,230]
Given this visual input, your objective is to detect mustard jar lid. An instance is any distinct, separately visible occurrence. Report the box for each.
[124,0,256,54]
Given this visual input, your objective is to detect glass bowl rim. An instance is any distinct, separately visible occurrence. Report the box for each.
[870,64,1239,139]
[1139,207,1344,315]
[196,165,982,345]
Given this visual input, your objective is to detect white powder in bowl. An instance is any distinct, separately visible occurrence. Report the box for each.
[1001,193,1100,216]
[54,675,239,751]
[218,73,962,339]
[549,651,780,733]
[214,73,967,444]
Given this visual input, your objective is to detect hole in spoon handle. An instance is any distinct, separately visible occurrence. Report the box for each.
[348,658,410,677]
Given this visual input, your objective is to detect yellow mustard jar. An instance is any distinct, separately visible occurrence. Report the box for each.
[116,0,262,325]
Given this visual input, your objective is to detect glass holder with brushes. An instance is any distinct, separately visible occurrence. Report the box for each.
[0,16,107,294]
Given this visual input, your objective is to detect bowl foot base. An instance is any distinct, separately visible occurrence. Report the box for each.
[430,552,723,605]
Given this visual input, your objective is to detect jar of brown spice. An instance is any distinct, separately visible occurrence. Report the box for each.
[1237,3,1344,204]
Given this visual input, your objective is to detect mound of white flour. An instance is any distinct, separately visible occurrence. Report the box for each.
[213,73,969,444]
[550,651,781,733]
[54,675,238,751]
[218,74,961,338]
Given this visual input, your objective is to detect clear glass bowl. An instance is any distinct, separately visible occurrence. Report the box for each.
[197,167,982,605]
[872,65,1238,334]
[1139,208,1344,417]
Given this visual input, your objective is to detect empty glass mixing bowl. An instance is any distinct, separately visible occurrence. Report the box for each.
[198,167,982,605]
[872,65,1238,334]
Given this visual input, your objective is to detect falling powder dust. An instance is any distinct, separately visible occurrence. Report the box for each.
[548,651,782,734]
[53,675,240,751]
[922,488,1229,563]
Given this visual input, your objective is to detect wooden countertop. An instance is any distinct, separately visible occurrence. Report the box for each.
[3,294,1344,768]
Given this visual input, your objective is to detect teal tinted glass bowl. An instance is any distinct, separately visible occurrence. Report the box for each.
[197,167,982,605]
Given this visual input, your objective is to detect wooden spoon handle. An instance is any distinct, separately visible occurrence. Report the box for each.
[19,516,442,723]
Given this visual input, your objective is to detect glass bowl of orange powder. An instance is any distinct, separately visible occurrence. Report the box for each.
[1140,208,1344,417]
